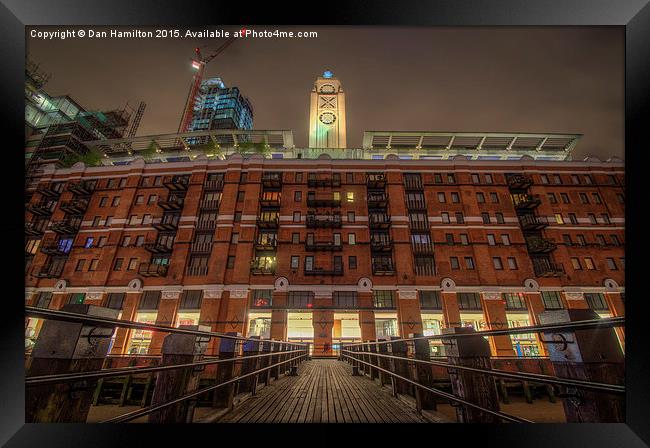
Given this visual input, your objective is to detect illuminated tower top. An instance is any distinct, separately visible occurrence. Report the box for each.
[309,70,347,149]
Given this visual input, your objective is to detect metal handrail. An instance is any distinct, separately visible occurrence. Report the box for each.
[341,317,624,347]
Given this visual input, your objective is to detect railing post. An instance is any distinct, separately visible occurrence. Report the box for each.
[443,327,501,423]
[212,332,241,410]
[389,336,411,396]
[368,341,379,381]
[539,309,625,422]
[258,340,272,387]
[412,334,437,412]
[239,336,261,395]
[271,341,282,380]
[26,305,119,423]
[360,342,370,376]
[376,338,392,388]
[148,325,210,423]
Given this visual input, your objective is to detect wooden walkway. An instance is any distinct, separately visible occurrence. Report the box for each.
[216,359,428,423]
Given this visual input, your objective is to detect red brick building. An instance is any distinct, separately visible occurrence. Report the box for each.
[24,131,625,358]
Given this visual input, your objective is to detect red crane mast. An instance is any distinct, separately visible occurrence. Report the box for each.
[178,36,237,133]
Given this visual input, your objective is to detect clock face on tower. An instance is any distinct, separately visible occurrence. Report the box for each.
[319,84,336,94]
[319,112,336,125]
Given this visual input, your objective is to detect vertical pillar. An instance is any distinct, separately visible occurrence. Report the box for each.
[396,288,423,337]
[367,341,379,380]
[525,292,549,357]
[110,292,140,355]
[313,305,334,357]
[564,292,590,310]
[605,292,625,351]
[441,292,461,328]
[212,332,241,409]
[413,334,437,411]
[482,292,515,357]
[223,288,249,334]
[270,292,288,341]
[271,341,283,380]
[149,290,181,355]
[538,309,624,422]
[148,325,210,423]
[199,288,224,356]
[389,336,411,396]
[376,339,392,388]
[358,292,376,342]
[443,326,501,423]
[26,305,119,422]
[238,336,261,395]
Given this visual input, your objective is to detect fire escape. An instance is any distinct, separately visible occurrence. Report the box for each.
[404,173,435,276]
[507,174,563,277]
[367,172,395,275]
[251,172,282,275]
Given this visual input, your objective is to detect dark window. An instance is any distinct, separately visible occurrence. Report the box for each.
[333,291,357,308]
[503,293,527,310]
[251,289,272,308]
[451,192,460,203]
[75,259,85,271]
[292,233,300,244]
[139,291,161,310]
[450,257,460,270]
[493,257,503,270]
[106,293,125,310]
[68,293,86,305]
[346,173,354,183]
[227,256,235,268]
[541,291,563,310]
[349,256,357,269]
[113,258,124,271]
[294,191,302,201]
[584,293,609,311]
[507,257,518,269]
[179,290,203,310]
[445,233,454,245]
[481,213,490,224]
[495,213,505,224]
[489,192,499,203]
[290,256,300,269]
[35,292,52,309]
[455,212,465,224]
[373,290,395,308]
[234,212,242,222]
[287,291,314,308]
[464,257,475,269]
[419,290,442,309]
[561,193,570,204]
[458,293,481,310]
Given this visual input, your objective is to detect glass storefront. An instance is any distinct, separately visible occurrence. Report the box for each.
[127,311,158,355]
[375,312,399,338]
[506,312,540,357]
[421,313,446,356]
[248,312,272,339]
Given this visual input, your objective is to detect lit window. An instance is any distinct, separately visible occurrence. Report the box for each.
[555,214,564,224]
[571,258,582,270]
[584,258,596,270]
[84,237,94,248]
[346,192,354,203]
[291,256,300,269]
[507,257,518,270]
[348,233,356,245]
[493,257,503,270]
[501,234,510,245]
[487,234,496,246]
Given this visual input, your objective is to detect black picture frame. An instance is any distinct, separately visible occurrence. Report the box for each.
[1,0,648,445]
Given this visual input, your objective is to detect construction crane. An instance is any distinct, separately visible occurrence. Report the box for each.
[177,36,237,133]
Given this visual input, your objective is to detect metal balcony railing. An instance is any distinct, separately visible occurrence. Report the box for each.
[404,177,424,190]
[257,216,280,229]
[533,260,564,277]
[163,176,189,191]
[406,199,426,210]
[369,214,392,229]
[199,199,220,210]
[138,262,169,277]
[261,172,282,188]
[412,242,435,254]
[367,193,388,208]
[507,174,534,190]
[158,196,185,211]
[370,238,393,252]
[409,220,429,231]
[50,217,82,234]
[372,262,396,275]
[307,176,341,188]
[144,240,174,254]
[304,265,344,276]
[204,179,224,191]
[305,241,343,251]
[40,241,72,256]
[512,194,542,209]
[26,201,56,216]
[25,221,48,236]
[34,264,65,278]
[190,241,213,254]
[186,265,209,276]
[307,195,341,207]
[259,196,281,208]
[306,214,342,228]
[518,214,548,230]
[36,183,63,198]
[526,237,557,254]
[59,199,89,215]
[250,259,276,275]
[67,180,96,196]
[366,174,386,189]
[153,215,180,231]
[255,236,278,251]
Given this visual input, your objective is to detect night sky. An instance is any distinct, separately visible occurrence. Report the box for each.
[27,26,624,159]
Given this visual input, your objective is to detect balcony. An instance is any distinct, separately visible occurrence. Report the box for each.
[404,177,424,190]
[196,219,216,231]
[369,214,392,229]
[158,196,185,211]
[372,261,396,276]
[409,220,429,231]
[512,194,541,210]
[40,241,72,256]
[370,238,393,252]
[257,216,280,229]
[305,265,343,276]
[259,196,281,208]
[59,199,89,215]
[199,199,220,210]
[306,213,342,228]
[67,180,95,196]
[34,264,65,278]
[153,215,180,231]
[412,242,435,255]
[366,174,386,189]
[367,193,388,208]
[25,221,48,236]
[307,176,341,188]
[186,265,209,276]
[307,195,341,207]
[51,217,82,234]
[507,174,533,190]
[526,236,557,254]
[533,260,564,277]
[250,259,275,275]
[26,201,55,217]
[261,172,282,189]
[163,176,189,191]
[204,179,224,191]
[36,183,63,198]
[190,241,213,254]
[255,236,278,251]
[518,214,548,230]
[144,240,174,254]
[305,240,343,251]
[406,199,426,210]
[138,262,169,277]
